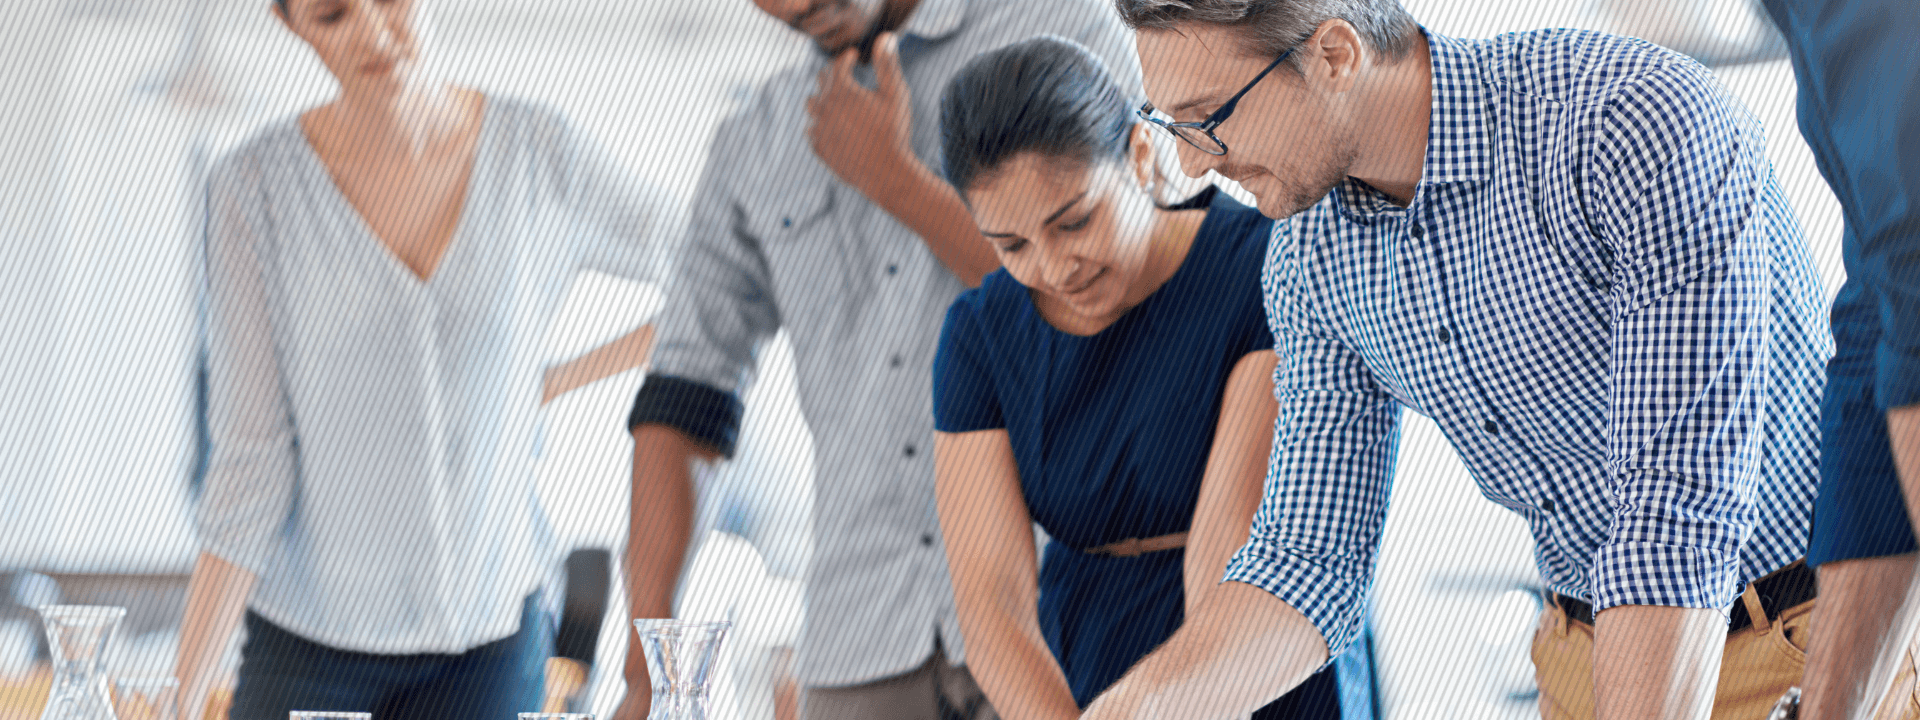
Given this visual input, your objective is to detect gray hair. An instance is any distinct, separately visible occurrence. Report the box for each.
[1113,0,1419,67]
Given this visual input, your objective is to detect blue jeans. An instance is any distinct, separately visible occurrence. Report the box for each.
[228,594,552,720]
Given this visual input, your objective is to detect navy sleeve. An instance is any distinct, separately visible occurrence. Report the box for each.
[627,375,745,458]
[933,298,1004,433]
[1232,220,1278,358]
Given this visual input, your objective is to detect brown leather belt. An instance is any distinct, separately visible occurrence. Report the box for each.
[1083,532,1189,558]
[1552,560,1816,634]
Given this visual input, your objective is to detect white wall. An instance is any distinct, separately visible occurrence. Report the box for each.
[0,3,74,569]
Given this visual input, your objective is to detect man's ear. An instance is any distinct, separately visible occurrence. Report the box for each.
[1306,18,1366,93]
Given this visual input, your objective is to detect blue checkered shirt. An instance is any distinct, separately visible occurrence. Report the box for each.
[1222,28,1831,662]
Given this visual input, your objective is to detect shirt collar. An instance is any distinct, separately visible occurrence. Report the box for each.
[1418,27,1492,186]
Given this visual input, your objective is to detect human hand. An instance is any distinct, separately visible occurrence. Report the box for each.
[611,680,650,720]
[805,32,915,200]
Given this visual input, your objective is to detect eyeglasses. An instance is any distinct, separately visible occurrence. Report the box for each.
[1137,45,1298,156]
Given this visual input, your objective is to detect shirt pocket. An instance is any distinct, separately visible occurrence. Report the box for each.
[735,140,838,245]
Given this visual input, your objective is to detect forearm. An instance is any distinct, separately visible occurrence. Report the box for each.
[1183,530,1248,619]
[174,552,256,720]
[1591,605,1726,720]
[954,587,1082,720]
[544,324,655,404]
[624,425,706,683]
[864,153,997,287]
[1800,553,1920,720]
[1089,581,1327,720]
[1892,405,1920,535]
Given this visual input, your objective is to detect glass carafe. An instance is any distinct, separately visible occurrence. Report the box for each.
[38,606,126,720]
[632,620,730,720]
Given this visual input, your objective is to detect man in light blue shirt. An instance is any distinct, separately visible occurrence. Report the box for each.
[617,2,1140,720]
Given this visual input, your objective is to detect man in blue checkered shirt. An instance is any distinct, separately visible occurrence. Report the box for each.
[1080,2,1845,719]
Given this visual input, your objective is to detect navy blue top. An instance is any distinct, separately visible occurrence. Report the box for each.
[1760,0,1920,564]
[933,188,1272,706]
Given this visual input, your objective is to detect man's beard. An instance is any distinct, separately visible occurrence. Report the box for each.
[1232,137,1357,220]
[800,0,887,61]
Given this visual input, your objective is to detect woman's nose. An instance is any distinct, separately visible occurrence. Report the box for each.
[1040,246,1082,289]
[350,0,399,49]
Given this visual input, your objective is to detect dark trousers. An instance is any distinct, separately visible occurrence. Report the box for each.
[228,594,551,720]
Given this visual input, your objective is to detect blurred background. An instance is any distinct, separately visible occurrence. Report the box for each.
[0,1,1846,719]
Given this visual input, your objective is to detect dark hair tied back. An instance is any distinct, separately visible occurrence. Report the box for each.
[938,36,1137,196]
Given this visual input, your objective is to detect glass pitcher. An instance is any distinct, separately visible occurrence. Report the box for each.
[632,620,730,720]
[38,605,127,720]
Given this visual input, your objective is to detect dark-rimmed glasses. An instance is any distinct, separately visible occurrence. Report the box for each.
[1137,45,1298,156]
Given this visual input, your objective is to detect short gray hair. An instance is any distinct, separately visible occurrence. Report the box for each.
[1113,0,1419,67]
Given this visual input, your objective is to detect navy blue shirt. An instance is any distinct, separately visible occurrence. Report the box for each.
[933,188,1275,705]
[1760,0,1920,563]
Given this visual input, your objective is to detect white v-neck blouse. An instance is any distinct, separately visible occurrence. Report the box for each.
[198,96,665,654]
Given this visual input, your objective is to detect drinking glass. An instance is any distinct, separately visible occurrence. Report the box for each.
[38,605,127,720]
[632,620,731,720]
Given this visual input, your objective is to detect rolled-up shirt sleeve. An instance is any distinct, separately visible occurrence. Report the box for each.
[196,157,297,577]
[1222,225,1402,665]
[1583,61,1779,613]
[626,107,782,458]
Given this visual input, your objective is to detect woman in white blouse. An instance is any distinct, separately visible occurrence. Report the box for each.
[170,1,665,719]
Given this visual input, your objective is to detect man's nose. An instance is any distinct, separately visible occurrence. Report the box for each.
[1172,138,1222,180]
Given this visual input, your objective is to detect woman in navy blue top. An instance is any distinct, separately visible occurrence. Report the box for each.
[930,37,1369,720]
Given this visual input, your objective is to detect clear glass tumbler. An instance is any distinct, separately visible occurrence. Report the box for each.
[111,677,178,720]
[632,620,731,720]
[38,605,127,720]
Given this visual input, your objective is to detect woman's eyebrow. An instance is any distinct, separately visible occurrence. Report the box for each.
[980,190,1090,238]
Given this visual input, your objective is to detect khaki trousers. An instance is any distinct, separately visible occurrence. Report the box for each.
[1531,586,1920,719]
[800,652,997,720]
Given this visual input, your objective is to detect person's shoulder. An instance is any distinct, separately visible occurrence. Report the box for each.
[207,115,305,195]
[1185,187,1271,268]
[958,0,1134,61]
[697,64,821,165]
[1474,27,1697,109]
[955,269,1024,316]
[482,93,592,156]
[965,0,1116,29]
[950,270,1035,336]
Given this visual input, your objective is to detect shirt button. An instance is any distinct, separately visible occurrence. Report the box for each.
[1483,420,1501,434]
[904,444,917,458]
[889,354,903,368]
[1436,326,1452,344]
[920,533,935,547]
[886,264,899,276]
[1409,223,1425,239]
[781,217,793,228]
[1541,499,1557,514]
